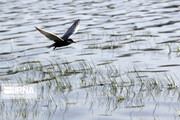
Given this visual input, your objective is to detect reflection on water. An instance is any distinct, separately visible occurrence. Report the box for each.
[0,0,180,120]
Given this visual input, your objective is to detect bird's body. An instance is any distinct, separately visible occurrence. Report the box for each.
[35,19,80,50]
[48,40,73,49]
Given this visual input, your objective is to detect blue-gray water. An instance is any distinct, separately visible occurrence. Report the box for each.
[0,0,180,120]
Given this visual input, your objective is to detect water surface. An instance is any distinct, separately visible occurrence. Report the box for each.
[0,0,180,120]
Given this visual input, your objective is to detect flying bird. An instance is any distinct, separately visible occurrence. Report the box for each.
[35,19,80,50]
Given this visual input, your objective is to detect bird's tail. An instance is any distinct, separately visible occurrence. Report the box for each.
[46,44,56,50]
[46,44,54,48]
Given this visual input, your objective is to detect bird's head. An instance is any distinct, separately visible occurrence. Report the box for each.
[67,39,76,44]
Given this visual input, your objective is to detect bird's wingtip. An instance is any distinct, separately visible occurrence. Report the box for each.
[34,26,39,29]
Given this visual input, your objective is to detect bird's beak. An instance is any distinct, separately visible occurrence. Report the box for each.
[73,41,76,43]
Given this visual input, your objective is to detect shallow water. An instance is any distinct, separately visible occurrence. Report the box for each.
[0,0,180,120]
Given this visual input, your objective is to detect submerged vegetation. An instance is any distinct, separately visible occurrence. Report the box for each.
[0,59,180,119]
[3,59,180,97]
[3,59,178,89]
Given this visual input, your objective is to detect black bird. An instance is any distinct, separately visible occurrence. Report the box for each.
[35,19,80,50]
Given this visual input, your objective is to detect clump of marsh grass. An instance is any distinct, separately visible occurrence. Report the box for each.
[4,59,179,92]
[1,59,180,120]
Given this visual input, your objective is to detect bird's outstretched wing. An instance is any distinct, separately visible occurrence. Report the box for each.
[61,19,80,40]
[35,27,64,42]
